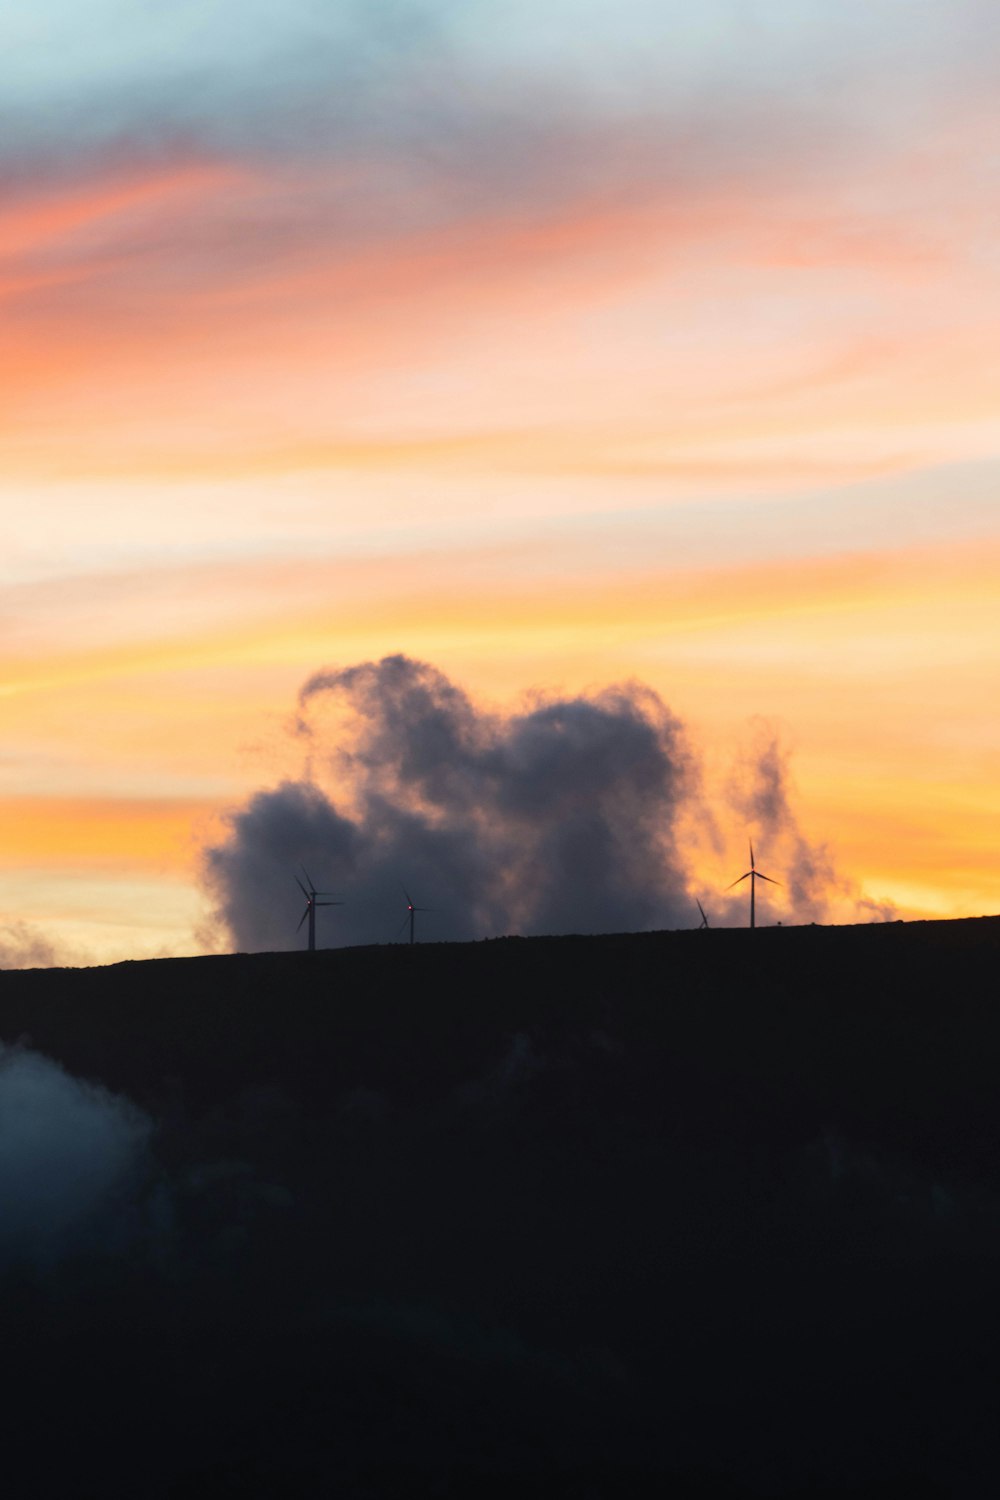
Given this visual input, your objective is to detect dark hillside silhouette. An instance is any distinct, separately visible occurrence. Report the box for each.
[2,917,999,1496]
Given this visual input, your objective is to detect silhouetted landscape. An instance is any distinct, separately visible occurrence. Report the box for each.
[3,917,1000,1497]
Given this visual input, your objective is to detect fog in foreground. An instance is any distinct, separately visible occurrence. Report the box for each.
[2,918,997,1496]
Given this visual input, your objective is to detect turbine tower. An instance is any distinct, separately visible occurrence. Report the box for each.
[726,841,780,929]
[295,867,342,952]
[400,884,431,945]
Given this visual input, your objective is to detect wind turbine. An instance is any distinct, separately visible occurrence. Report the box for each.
[399,883,431,945]
[696,899,710,929]
[726,841,780,929]
[294,867,342,952]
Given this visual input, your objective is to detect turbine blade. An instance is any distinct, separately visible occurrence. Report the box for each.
[315,901,344,907]
[756,872,781,886]
[300,864,315,891]
[725,872,752,890]
[294,874,309,898]
[400,881,413,907]
[749,839,755,869]
[296,908,309,933]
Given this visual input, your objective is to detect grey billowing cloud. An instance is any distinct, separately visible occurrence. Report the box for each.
[0,1045,152,1266]
[203,654,696,948]
[202,654,891,947]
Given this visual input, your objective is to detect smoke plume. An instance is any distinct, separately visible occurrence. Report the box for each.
[724,725,838,921]
[725,721,896,924]
[0,921,63,970]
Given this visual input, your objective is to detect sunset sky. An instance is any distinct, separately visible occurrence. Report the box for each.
[3,1,1000,963]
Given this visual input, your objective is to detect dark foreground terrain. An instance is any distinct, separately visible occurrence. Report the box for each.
[2,918,1000,1497]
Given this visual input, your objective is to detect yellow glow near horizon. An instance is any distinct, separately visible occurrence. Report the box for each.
[3,525,997,959]
[0,798,220,871]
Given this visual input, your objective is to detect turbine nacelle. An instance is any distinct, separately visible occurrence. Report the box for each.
[400,884,432,944]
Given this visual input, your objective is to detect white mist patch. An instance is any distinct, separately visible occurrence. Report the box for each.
[0,1045,151,1265]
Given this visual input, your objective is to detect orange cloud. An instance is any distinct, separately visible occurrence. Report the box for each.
[0,161,239,263]
[3,134,999,493]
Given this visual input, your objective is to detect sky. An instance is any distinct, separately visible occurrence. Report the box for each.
[3,1,1000,962]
